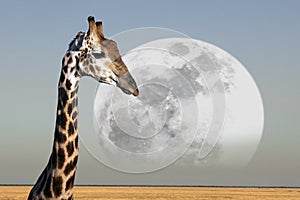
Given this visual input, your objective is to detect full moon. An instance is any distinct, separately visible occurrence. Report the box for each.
[91,37,264,173]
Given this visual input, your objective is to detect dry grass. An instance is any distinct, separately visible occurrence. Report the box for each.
[0,186,300,200]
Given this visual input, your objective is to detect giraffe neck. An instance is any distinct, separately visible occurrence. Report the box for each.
[50,71,80,197]
[28,52,81,200]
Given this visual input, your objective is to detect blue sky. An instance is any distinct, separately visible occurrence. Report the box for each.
[0,1,299,186]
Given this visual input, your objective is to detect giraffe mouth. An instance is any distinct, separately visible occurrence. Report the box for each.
[133,89,139,96]
[117,82,139,96]
[116,72,139,96]
[119,87,139,96]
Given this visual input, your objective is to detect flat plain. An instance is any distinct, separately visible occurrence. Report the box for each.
[1,186,300,200]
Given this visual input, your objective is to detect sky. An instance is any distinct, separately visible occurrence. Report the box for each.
[0,1,299,186]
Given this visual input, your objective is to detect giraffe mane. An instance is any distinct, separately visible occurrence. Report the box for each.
[68,31,84,51]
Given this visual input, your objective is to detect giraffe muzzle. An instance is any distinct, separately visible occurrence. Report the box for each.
[117,71,139,96]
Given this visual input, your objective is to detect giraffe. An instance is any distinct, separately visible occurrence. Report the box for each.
[27,16,139,200]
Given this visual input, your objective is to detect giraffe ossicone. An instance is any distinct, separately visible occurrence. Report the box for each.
[28,16,139,200]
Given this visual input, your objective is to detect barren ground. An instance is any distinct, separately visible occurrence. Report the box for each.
[1,186,300,200]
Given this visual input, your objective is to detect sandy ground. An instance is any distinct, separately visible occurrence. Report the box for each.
[1,186,300,200]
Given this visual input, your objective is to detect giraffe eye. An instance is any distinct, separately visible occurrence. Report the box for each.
[92,52,105,59]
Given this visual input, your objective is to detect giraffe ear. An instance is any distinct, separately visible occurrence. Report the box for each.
[96,21,104,39]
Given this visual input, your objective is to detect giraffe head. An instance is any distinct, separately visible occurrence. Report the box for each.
[68,16,139,96]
